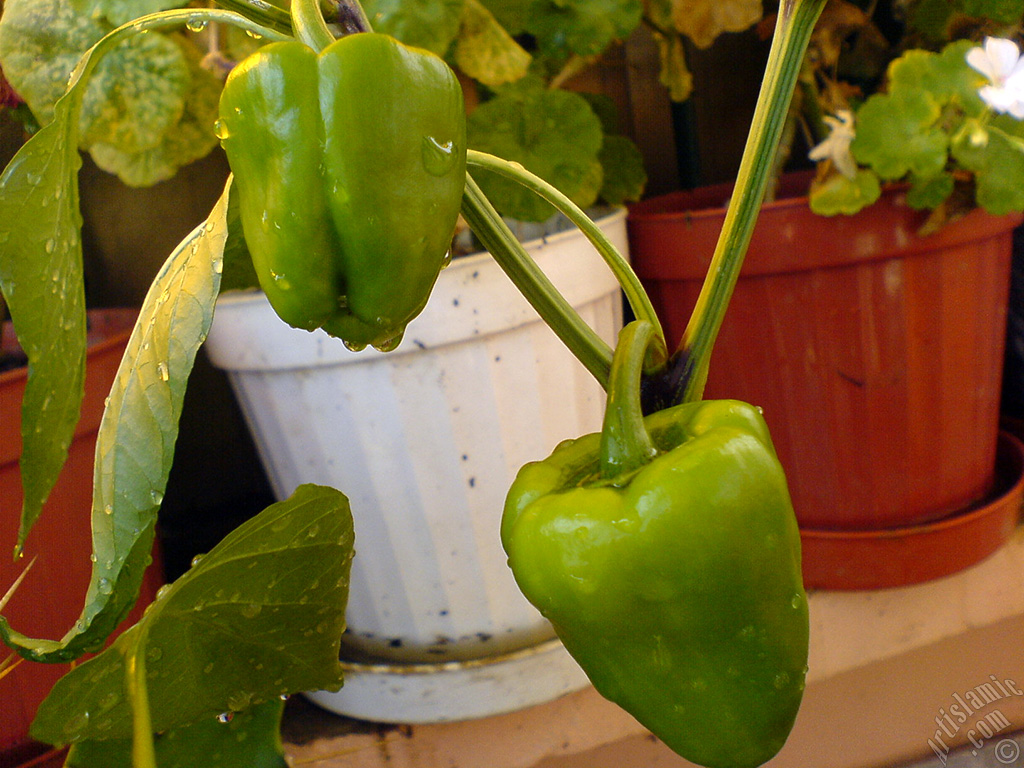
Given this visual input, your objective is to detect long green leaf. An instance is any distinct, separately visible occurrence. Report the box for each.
[0,6,289,558]
[0,178,230,662]
[31,484,353,745]
[0,57,88,556]
[64,698,290,768]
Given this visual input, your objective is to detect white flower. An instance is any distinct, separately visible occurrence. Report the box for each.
[808,110,858,179]
[967,37,1024,119]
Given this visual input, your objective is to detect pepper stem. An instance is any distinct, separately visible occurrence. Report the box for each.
[466,150,666,360]
[600,320,658,478]
[291,0,336,51]
[461,173,615,388]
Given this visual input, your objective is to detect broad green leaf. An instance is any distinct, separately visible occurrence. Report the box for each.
[952,122,1024,215]
[906,172,954,210]
[0,0,191,155]
[468,85,604,220]
[454,0,531,88]
[0,178,230,662]
[66,698,289,768]
[886,41,986,120]
[526,0,642,59]
[361,0,464,55]
[478,0,531,35]
[0,42,89,556]
[808,169,882,216]
[598,134,646,205]
[852,90,948,180]
[32,484,353,745]
[958,0,1024,25]
[88,37,221,186]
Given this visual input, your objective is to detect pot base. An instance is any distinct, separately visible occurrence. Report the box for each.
[800,431,1024,591]
[303,639,590,724]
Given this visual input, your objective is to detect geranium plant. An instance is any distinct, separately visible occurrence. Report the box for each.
[799,0,1024,226]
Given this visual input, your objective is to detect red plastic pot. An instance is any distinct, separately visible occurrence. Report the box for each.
[628,173,1021,535]
[0,309,164,759]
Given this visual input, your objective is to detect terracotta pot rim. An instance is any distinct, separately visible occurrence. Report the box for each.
[627,172,1023,278]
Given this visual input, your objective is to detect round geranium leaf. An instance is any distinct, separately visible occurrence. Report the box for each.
[468,85,604,220]
[526,0,642,59]
[362,0,464,56]
[852,90,948,180]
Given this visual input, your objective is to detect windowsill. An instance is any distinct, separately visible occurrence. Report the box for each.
[283,528,1024,768]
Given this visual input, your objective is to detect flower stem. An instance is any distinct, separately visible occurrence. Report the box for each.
[461,173,614,388]
[467,150,666,363]
[669,0,828,405]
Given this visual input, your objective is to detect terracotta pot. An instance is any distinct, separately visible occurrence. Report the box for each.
[628,173,1022,532]
[0,309,164,757]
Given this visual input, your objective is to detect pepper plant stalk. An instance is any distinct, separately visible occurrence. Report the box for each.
[666,0,829,407]
[467,149,667,363]
[460,173,615,388]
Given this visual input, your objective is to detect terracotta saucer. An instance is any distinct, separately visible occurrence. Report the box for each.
[800,431,1024,591]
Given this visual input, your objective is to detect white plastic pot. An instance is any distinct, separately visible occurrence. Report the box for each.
[205,210,625,716]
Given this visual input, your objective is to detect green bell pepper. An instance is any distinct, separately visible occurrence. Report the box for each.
[502,321,808,768]
[217,32,466,349]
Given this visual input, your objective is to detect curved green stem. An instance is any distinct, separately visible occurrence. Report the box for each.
[213,0,292,33]
[62,9,289,115]
[291,0,336,51]
[467,150,665,362]
[462,172,614,388]
[673,0,828,404]
[601,320,657,478]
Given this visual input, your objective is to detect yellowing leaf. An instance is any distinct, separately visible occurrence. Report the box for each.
[670,0,762,49]
[454,0,531,87]
[653,30,693,101]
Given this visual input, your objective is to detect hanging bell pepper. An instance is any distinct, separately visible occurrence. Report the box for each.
[217,32,467,349]
[502,320,809,768]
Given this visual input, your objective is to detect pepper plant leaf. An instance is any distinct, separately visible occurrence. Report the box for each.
[88,36,222,187]
[0,0,191,156]
[65,698,289,768]
[0,177,230,662]
[454,0,531,87]
[526,0,642,60]
[32,484,353,745]
[468,82,604,220]
[361,0,465,55]
[0,31,90,556]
